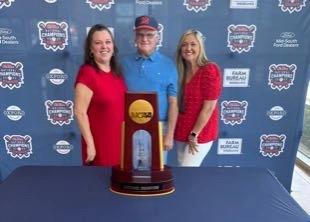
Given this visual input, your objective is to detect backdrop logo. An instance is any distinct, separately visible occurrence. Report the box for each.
[157,24,163,49]
[44,0,57,3]
[3,135,33,159]
[259,134,286,157]
[136,0,163,5]
[267,106,287,121]
[45,100,73,126]
[273,32,299,48]
[46,68,68,85]
[227,24,256,53]
[0,0,15,9]
[221,100,248,125]
[217,138,242,155]
[53,140,73,154]
[37,21,68,51]
[0,27,19,46]
[0,28,12,35]
[278,0,306,13]
[230,0,257,9]
[268,64,296,91]
[86,0,115,10]
[223,68,250,87]
[3,105,25,121]
[0,61,24,90]
[183,0,212,12]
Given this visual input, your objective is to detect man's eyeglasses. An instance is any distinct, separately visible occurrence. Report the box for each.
[136,32,157,39]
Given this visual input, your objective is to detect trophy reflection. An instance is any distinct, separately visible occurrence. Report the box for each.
[110,92,174,196]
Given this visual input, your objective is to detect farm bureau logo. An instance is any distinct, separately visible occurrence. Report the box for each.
[183,0,212,13]
[37,21,68,51]
[268,64,296,91]
[221,100,248,125]
[217,138,242,155]
[227,24,256,53]
[278,0,306,13]
[259,134,286,157]
[45,100,73,126]
[3,135,33,159]
[0,0,15,9]
[223,68,250,87]
[86,0,115,10]
[0,61,24,90]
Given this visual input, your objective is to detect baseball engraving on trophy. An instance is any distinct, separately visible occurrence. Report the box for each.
[133,130,151,171]
[110,91,174,196]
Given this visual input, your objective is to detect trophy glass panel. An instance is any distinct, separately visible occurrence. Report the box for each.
[132,130,152,171]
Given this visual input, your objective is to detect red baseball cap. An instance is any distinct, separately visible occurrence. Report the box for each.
[134,15,159,31]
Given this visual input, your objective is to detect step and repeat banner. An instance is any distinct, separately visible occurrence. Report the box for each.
[1,0,310,191]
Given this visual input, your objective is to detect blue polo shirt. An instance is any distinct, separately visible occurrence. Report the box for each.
[121,51,178,121]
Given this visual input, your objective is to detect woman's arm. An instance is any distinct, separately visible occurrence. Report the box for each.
[74,83,96,163]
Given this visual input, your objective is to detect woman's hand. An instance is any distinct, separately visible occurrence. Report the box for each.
[188,134,199,155]
[85,145,96,164]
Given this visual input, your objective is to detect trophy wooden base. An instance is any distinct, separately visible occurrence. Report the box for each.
[110,165,175,196]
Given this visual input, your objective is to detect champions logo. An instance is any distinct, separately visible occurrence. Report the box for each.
[37,21,68,52]
[183,0,212,13]
[278,0,306,13]
[259,134,286,157]
[268,64,296,91]
[221,100,248,125]
[45,100,73,126]
[0,0,15,9]
[86,0,115,11]
[129,99,154,124]
[0,61,24,90]
[227,24,256,53]
[3,135,33,159]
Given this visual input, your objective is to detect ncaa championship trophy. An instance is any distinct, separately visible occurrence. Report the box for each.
[110,92,175,196]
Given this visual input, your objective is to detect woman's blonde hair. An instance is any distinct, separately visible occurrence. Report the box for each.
[175,29,209,112]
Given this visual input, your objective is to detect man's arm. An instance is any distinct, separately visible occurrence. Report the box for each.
[163,96,178,150]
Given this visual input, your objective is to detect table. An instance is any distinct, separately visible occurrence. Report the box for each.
[0,166,309,222]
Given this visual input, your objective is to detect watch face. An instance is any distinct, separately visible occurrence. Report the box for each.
[191,132,197,137]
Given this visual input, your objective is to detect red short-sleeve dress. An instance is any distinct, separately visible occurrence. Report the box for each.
[75,65,126,166]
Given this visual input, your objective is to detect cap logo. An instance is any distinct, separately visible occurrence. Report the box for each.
[140,16,150,25]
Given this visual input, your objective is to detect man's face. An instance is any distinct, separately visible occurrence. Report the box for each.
[135,29,158,57]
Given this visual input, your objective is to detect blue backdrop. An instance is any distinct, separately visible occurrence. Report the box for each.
[1,0,310,192]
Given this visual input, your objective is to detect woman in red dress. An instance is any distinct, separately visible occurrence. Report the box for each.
[74,24,126,166]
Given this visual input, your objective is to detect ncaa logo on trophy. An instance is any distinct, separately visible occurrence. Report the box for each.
[110,92,174,196]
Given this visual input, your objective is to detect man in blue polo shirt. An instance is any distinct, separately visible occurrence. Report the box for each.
[121,15,178,164]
